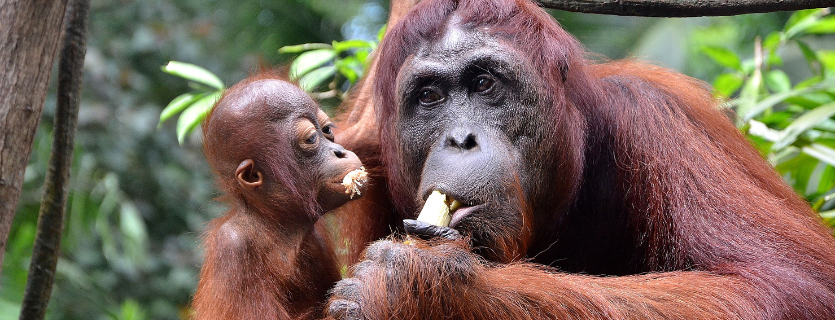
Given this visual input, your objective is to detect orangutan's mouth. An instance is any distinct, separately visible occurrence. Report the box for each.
[449,203,485,228]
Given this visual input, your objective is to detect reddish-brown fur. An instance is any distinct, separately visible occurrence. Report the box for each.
[329,0,835,318]
[193,73,341,320]
[195,215,337,320]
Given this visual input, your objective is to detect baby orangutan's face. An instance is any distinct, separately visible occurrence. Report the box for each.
[208,78,366,215]
[292,110,366,211]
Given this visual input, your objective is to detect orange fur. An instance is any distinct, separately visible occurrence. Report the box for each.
[193,74,341,320]
[328,0,835,318]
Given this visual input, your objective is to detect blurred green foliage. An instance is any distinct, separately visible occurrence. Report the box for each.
[2,1,828,319]
[702,8,835,224]
[160,34,380,143]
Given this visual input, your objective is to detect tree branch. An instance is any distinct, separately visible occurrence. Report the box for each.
[535,0,834,17]
[18,0,88,318]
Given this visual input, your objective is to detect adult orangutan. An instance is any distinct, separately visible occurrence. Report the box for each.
[193,75,366,320]
[326,0,835,318]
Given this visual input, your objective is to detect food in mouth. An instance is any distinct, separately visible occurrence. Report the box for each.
[416,190,462,227]
[341,167,369,199]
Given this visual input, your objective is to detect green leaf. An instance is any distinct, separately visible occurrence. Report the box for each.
[785,9,819,31]
[762,31,784,52]
[817,119,835,132]
[119,299,147,320]
[785,94,830,109]
[119,202,147,242]
[736,68,763,123]
[738,86,818,121]
[333,39,374,53]
[298,66,336,92]
[377,24,387,43]
[289,49,335,80]
[796,75,824,89]
[764,70,792,93]
[766,52,783,68]
[795,40,821,74]
[740,59,756,74]
[786,92,833,109]
[278,43,332,53]
[820,207,835,227]
[161,61,224,90]
[772,102,835,151]
[772,145,801,166]
[819,209,835,222]
[819,50,835,73]
[776,149,819,194]
[785,9,828,39]
[158,92,204,127]
[357,49,371,67]
[336,60,359,84]
[758,110,794,127]
[804,143,835,168]
[712,73,744,97]
[773,146,803,170]
[176,91,222,144]
[702,46,742,71]
[748,119,781,142]
[336,57,365,84]
[807,16,835,34]
[806,160,833,195]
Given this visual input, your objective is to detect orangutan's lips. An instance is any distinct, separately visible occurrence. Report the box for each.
[449,203,484,228]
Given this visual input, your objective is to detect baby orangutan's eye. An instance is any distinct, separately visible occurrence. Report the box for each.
[322,124,335,142]
[298,123,319,151]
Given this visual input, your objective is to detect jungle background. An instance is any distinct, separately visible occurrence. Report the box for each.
[2,0,834,319]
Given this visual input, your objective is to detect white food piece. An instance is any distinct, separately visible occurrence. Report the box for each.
[416,190,462,227]
[341,167,369,199]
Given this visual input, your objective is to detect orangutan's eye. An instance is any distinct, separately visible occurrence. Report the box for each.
[321,124,335,141]
[473,75,496,93]
[418,88,444,105]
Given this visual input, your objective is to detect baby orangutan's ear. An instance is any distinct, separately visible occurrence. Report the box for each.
[236,159,263,191]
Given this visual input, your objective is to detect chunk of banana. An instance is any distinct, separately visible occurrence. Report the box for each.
[416,190,462,227]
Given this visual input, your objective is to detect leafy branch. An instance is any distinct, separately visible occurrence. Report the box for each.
[158,61,225,144]
[703,8,835,222]
[280,27,384,99]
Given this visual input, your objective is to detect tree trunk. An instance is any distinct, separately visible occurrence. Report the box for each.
[0,0,71,277]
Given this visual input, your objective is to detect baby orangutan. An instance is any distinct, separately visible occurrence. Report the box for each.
[192,75,367,320]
